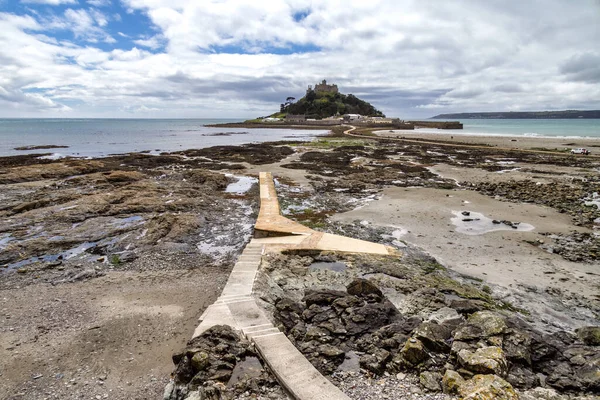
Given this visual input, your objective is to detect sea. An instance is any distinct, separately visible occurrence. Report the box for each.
[415,118,600,138]
[0,118,325,158]
[0,118,599,158]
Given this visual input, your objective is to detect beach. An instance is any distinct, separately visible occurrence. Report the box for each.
[1,128,599,399]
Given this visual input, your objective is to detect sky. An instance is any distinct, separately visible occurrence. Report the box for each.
[0,0,599,119]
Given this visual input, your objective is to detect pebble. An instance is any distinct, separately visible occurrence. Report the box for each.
[331,371,454,400]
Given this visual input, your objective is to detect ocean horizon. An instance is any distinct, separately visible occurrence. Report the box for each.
[1,118,599,158]
[0,118,325,158]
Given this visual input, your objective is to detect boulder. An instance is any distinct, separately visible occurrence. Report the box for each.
[576,326,600,346]
[419,371,442,392]
[447,298,488,314]
[359,348,391,374]
[346,278,383,298]
[412,322,453,353]
[425,307,464,328]
[454,311,507,340]
[457,346,508,377]
[457,374,518,400]
[503,330,532,366]
[519,387,567,400]
[441,369,464,394]
[506,365,540,389]
[398,338,428,366]
[303,289,347,306]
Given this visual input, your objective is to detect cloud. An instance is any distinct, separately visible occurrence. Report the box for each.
[1,1,600,118]
[560,52,600,83]
[133,35,163,50]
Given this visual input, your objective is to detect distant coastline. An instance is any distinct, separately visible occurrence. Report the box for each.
[432,110,600,119]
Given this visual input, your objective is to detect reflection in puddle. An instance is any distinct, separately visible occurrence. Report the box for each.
[7,241,98,270]
[111,215,144,229]
[309,262,347,272]
[451,211,534,235]
[0,234,13,250]
[336,351,360,372]
[225,175,258,194]
[227,357,263,388]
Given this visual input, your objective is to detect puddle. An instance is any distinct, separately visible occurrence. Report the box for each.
[336,351,360,373]
[309,262,347,272]
[225,174,258,194]
[451,211,534,235]
[227,357,263,388]
[496,168,521,174]
[0,234,13,250]
[584,192,600,209]
[6,241,98,270]
[381,227,408,248]
[110,215,144,229]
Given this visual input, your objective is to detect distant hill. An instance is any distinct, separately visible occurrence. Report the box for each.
[274,81,385,119]
[431,110,600,119]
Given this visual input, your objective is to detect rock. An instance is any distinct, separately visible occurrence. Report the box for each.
[317,344,345,359]
[163,380,175,400]
[419,371,442,392]
[190,352,210,371]
[183,391,202,400]
[503,330,532,366]
[303,289,347,307]
[398,338,428,366]
[105,170,145,183]
[359,349,391,374]
[412,322,453,352]
[506,365,540,389]
[448,298,488,314]
[458,374,518,400]
[576,326,600,346]
[457,346,508,376]
[519,387,567,400]
[441,369,464,394]
[346,278,383,298]
[454,311,507,340]
[425,307,464,328]
[462,211,471,216]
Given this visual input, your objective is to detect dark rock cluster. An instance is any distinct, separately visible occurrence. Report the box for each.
[165,325,284,400]
[274,278,600,395]
[471,179,600,228]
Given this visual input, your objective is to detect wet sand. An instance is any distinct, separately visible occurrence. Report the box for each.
[379,129,600,151]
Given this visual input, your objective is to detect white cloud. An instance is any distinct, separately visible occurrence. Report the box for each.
[1,1,600,118]
[133,35,163,50]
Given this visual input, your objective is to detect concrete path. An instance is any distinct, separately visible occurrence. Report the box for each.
[191,171,402,399]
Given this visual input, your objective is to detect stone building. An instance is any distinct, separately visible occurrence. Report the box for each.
[307,80,339,94]
[285,114,306,122]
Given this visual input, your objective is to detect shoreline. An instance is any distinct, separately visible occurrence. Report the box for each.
[1,132,599,399]
[369,128,600,152]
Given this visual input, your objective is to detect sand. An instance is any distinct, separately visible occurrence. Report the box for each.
[378,128,600,152]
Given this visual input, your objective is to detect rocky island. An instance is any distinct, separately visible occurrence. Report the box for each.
[208,80,463,130]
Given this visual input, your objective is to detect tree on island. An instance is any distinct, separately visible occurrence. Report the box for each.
[277,86,384,119]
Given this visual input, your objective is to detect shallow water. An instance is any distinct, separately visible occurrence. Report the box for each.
[390,118,600,138]
[0,118,326,158]
[225,175,258,194]
[451,210,534,235]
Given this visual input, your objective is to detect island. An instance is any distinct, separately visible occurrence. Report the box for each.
[208,80,463,130]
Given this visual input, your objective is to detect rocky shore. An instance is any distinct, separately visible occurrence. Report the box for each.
[1,130,599,399]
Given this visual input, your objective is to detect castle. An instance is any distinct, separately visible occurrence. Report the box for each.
[307,79,338,94]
